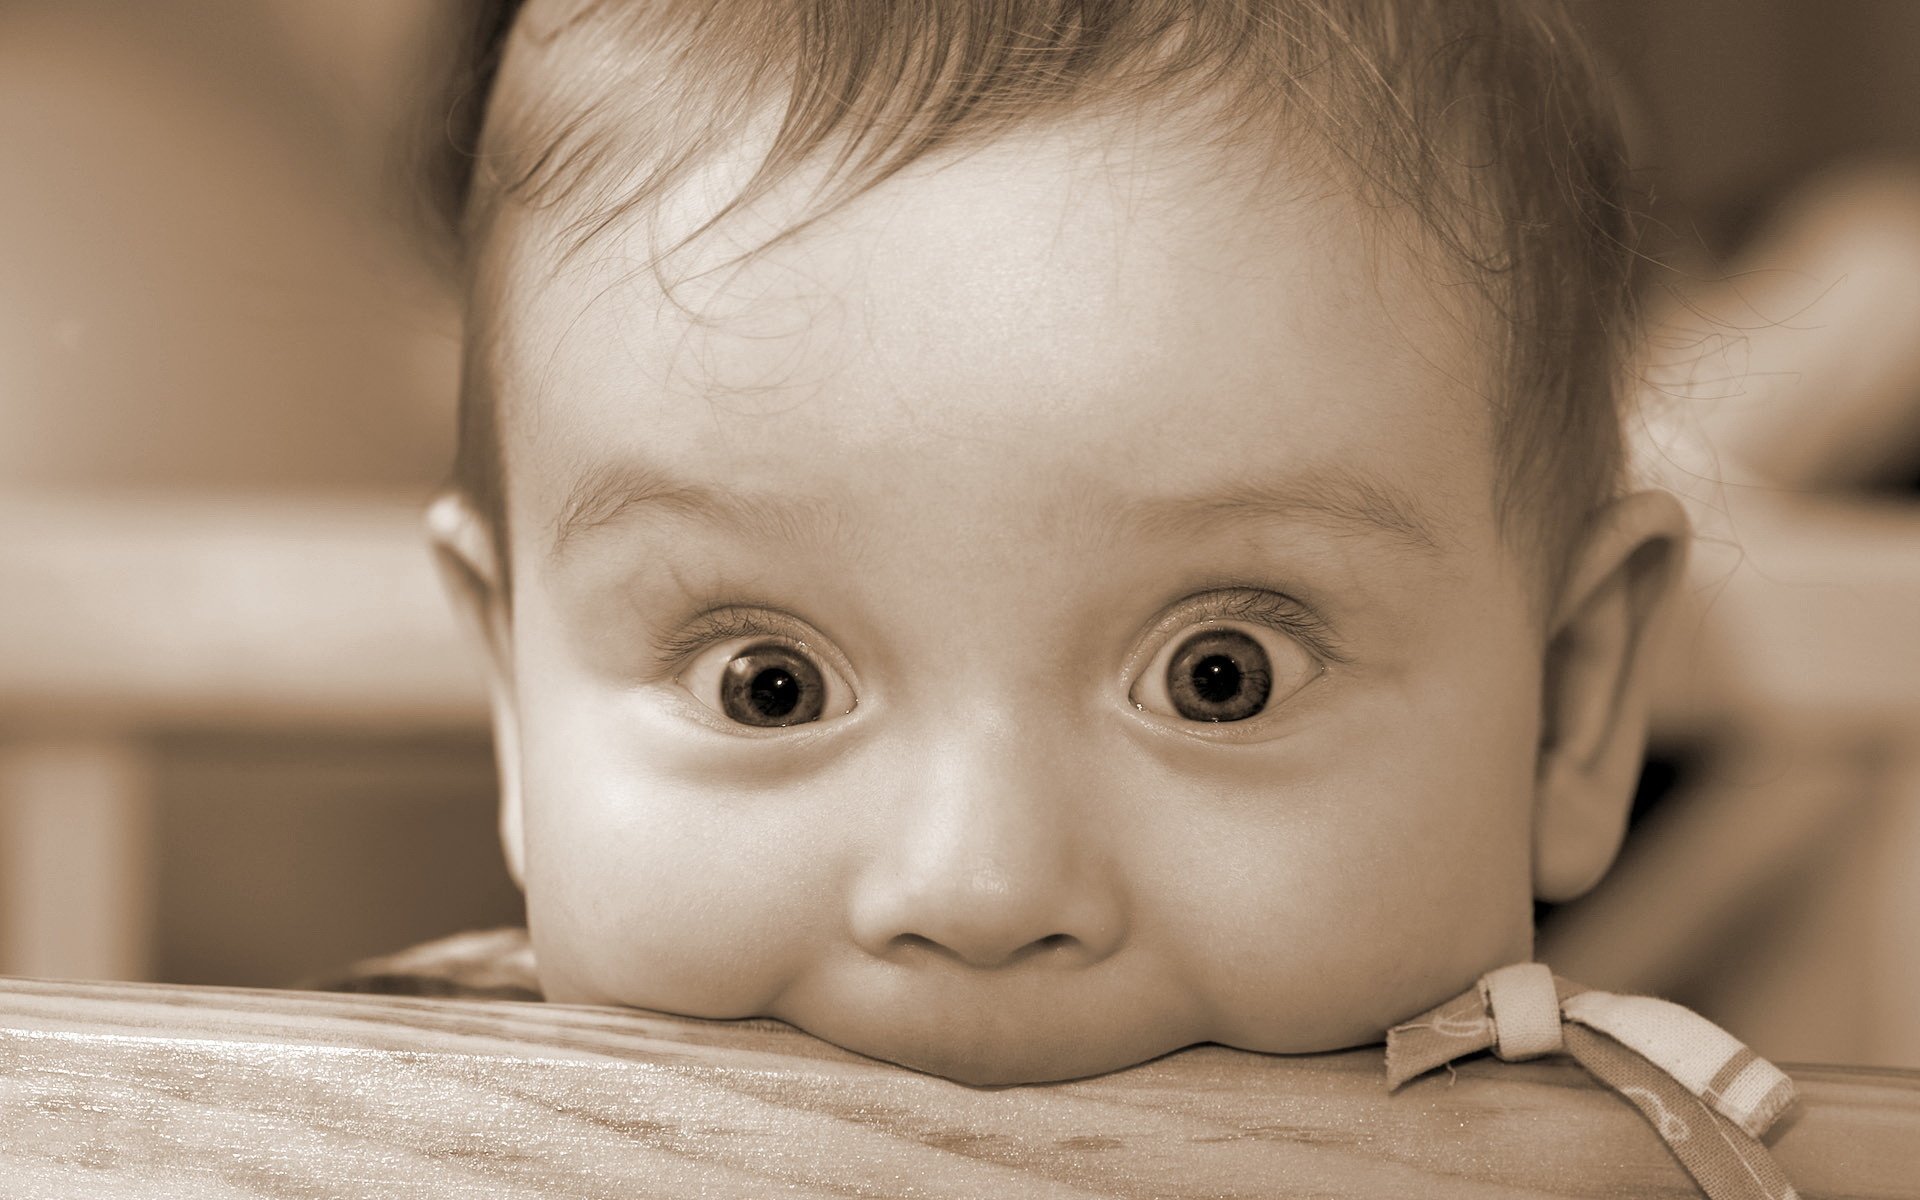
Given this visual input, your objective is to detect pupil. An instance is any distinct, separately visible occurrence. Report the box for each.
[1164,628,1272,722]
[1190,654,1242,703]
[749,667,799,717]
[718,644,827,726]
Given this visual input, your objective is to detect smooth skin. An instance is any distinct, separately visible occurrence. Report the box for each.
[433,100,1687,1085]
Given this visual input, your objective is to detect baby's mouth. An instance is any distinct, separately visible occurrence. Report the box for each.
[768,964,1199,1086]
[857,1028,1187,1087]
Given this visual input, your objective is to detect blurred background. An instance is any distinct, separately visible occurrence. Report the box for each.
[1,1,1916,1066]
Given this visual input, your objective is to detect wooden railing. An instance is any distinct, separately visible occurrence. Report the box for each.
[0,493,486,982]
[0,977,1913,1198]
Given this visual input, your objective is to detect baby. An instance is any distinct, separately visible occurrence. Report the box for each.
[412,0,1690,1089]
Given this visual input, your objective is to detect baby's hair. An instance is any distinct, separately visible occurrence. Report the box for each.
[432,0,1638,594]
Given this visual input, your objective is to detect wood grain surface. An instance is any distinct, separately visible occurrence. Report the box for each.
[0,977,1913,1199]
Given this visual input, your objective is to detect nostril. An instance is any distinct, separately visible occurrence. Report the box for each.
[1001,931,1085,964]
[884,930,1082,967]
[888,933,943,958]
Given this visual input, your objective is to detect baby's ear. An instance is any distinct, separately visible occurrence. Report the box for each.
[1532,489,1689,902]
[426,491,526,889]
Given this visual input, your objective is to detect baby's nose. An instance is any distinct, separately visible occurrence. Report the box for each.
[846,727,1127,970]
[856,857,1124,970]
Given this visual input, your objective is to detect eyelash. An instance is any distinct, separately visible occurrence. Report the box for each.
[650,607,810,674]
[1161,588,1347,666]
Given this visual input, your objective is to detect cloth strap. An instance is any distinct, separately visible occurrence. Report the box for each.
[1386,964,1798,1200]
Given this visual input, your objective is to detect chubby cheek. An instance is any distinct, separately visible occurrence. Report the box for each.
[515,719,840,1018]
[1170,686,1540,1051]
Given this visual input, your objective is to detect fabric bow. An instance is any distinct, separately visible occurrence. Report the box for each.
[1386,964,1798,1200]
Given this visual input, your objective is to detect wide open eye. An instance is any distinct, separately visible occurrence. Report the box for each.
[1131,621,1320,724]
[678,636,853,729]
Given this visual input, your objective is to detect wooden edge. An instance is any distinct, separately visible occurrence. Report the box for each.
[0,493,486,727]
[1,976,1915,1198]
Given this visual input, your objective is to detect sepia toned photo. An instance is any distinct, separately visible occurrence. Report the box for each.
[1,1,1916,1195]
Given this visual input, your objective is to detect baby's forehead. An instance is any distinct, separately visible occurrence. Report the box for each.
[477,118,1499,574]
[486,116,1488,433]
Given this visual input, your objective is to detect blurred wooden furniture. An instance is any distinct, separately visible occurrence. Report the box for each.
[0,493,486,981]
[1,976,1912,1199]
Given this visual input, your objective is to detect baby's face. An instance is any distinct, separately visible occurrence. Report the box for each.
[477,118,1550,1083]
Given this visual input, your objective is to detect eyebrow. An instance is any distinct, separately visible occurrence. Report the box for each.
[1119,466,1448,554]
[549,459,1447,560]
[548,462,845,559]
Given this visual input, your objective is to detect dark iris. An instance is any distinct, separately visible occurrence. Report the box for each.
[1166,629,1272,722]
[719,644,826,726]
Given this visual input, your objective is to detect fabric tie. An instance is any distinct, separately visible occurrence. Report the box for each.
[1386,964,1798,1200]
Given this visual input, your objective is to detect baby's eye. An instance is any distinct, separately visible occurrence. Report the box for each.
[678,637,854,729]
[1130,621,1320,724]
